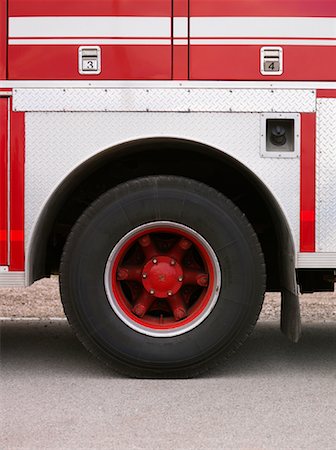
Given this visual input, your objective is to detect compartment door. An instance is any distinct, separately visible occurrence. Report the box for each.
[8,0,173,80]
[189,0,336,81]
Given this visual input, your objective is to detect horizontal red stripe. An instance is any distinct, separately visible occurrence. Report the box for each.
[316,89,336,98]
[8,45,172,80]
[191,0,336,17]
[190,45,336,81]
[9,0,172,17]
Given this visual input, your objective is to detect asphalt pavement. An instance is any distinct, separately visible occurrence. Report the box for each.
[1,319,335,449]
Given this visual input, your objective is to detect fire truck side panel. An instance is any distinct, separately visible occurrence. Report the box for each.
[0,1,335,376]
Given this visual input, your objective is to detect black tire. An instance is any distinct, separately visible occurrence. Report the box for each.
[60,176,265,378]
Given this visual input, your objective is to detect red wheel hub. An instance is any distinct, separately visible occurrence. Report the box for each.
[108,223,219,334]
[142,256,183,298]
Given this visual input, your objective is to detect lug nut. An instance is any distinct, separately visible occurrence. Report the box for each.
[152,258,158,264]
[117,268,128,280]
[133,305,146,318]
[174,307,187,321]
[149,289,155,295]
[139,235,151,247]
[197,274,209,287]
[170,259,176,266]
[178,276,183,282]
[179,239,192,250]
[167,291,173,296]
[142,273,147,279]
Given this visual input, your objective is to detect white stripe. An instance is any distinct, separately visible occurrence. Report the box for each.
[191,17,336,39]
[9,16,171,38]
[9,38,335,47]
[9,16,336,40]
[2,80,336,89]
[190,39,336,46]
[9,39,171,46]
[173,39,188,46]
[173,18,188,38]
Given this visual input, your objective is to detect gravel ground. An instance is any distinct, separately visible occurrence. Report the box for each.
[0,276,335,321]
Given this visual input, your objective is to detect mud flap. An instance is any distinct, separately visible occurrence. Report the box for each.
[279,235,302,343]
[281,288,301,343]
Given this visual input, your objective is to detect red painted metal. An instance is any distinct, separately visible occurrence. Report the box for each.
[173,0,189,79]
[0,0,7,79]
[190,0,336,17]
[0,97,8,265]
[9,0,171,17]
[300,113,316,252]
[9,101,25,271]
[142,256,183,298]
[172,45,189,80]
[8,44,172,80]
[190,45,336,81]
[110,225,216,330]
[174,0,188,16]
[316,89,336,98]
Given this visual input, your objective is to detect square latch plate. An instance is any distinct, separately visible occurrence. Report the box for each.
[78,46,101,75]
[260,47,283,75]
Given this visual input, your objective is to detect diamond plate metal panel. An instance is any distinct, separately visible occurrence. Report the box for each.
[14,88,316,113]
[25,111,300,266]
[316,99,336,252]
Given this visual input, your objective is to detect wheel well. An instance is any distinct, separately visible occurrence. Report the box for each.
[28,138,294,291]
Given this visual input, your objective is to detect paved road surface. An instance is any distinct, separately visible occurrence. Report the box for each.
[1,320,335,449]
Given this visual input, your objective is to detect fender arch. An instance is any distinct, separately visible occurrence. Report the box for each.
[27,137,300,340]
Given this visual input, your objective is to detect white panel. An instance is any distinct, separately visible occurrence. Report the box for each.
[173,18,188,38]
[297,253,336,269]
[9,17,171,38]
[316,99,336,253]
[25,111,300,266]
[0,272,25,287]
[2,80,335,89]
[14,88,316,113]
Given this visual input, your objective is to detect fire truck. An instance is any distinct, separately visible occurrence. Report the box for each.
[0,0,335,377]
